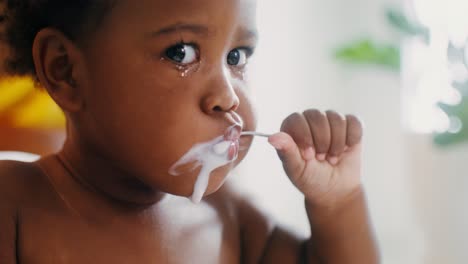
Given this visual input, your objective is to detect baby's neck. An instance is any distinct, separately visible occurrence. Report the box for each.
[54,137,167,214]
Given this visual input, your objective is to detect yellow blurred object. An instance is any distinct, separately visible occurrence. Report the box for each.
[0,76,35,112]
[0,76,65,128]
[11,91,66,128]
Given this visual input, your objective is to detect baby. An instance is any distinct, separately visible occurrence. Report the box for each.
[0,0,379,263]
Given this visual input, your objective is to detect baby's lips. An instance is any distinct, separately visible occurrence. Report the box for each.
[226,111,244,127]
[224,125,241,141]
[227,141,239,161]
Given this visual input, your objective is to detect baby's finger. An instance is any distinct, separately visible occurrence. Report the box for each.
[280,112,313,150]
[303,109,330,161]
[326,110,347,163]
[346,115,363,147]
[268,132,308,178]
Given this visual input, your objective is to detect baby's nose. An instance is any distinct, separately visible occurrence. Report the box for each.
[201,69,240,114]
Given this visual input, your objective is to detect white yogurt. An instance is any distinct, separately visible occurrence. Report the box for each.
[169,126,241,203]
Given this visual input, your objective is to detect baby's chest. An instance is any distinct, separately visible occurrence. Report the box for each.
[17,209,241,264]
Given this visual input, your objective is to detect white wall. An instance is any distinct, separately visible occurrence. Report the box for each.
[407,135,468,264]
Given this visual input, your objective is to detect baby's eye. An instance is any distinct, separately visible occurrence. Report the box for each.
[227,48,251,67]
[165,43,198,65]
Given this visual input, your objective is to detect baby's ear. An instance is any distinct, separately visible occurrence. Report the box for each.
[32,28,86,113]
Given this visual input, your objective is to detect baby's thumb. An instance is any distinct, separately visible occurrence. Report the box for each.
[268,132,306,178]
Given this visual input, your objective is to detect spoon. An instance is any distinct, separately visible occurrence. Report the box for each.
[240,131,273,138]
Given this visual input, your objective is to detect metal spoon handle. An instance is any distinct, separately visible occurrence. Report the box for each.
[240,131,273,138]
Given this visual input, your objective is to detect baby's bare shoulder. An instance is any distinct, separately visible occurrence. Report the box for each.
[0,160,43,264]
[0,160,50,206]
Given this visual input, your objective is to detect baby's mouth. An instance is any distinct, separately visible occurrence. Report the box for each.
[208,125,241,161]
[170,113,245,177]
[212,112,243,161]
[224,125,241,142]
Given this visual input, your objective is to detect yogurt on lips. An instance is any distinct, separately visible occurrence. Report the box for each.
[168,115,243,203]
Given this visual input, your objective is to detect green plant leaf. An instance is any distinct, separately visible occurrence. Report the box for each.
[385,7,429,42]
[334,39,400,70]
[434,86,468,146]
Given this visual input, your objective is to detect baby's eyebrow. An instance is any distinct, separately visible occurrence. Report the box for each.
[146,22,258,43]
[147,22,214,38]
[237,27,258,42]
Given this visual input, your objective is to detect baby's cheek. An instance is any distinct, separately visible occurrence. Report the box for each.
[237,91,257,130]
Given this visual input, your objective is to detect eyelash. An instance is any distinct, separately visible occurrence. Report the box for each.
[162,40,255,68]
[164,40,199,65]
[236,46,255,57]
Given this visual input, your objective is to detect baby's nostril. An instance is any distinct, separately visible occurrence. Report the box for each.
[213,106,222,112]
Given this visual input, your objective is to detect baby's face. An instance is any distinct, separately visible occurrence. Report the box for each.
[77,0,258,198]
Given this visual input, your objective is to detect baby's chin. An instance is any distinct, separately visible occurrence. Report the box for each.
[197,166,233,197]
[137,142,249,203]
[151,162,235,202]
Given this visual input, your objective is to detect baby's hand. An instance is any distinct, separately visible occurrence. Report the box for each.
[268,109,363,209]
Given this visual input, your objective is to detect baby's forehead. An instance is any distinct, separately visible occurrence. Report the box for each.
[108,0,256,22]
[112,1,256,29]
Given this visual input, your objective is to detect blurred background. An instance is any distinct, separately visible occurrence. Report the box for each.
[237,0,468,263]
[0,0,65,156]
[1,0,468,263]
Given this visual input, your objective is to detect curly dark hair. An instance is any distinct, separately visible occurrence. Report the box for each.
[2,0,116,78]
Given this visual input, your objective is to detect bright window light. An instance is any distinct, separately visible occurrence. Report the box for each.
[403,0,468,134]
